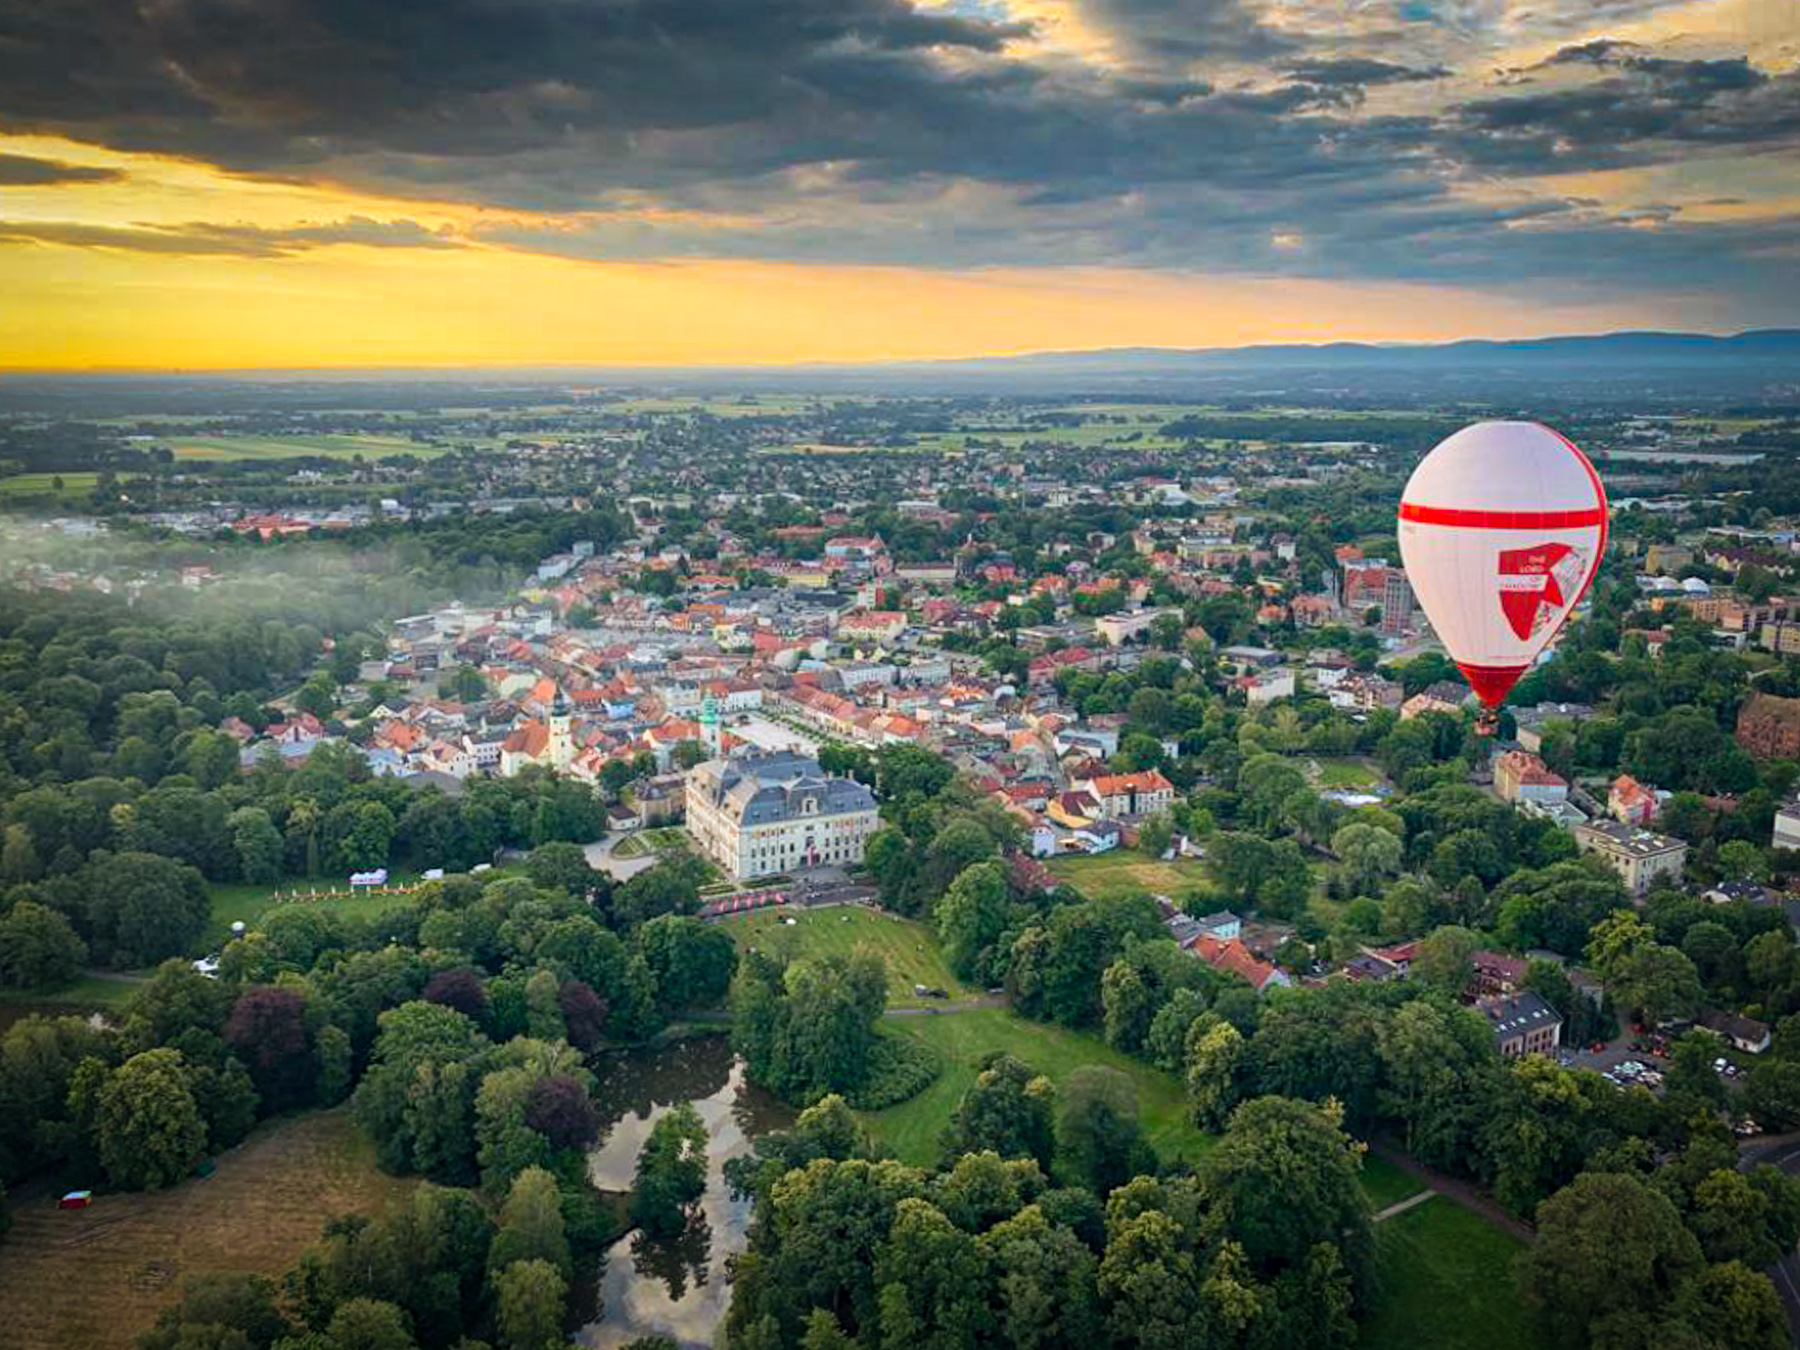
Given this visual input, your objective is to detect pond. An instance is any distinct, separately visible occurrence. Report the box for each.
[575,1035,795,1350]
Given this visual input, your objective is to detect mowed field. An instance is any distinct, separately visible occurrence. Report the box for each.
[0,1109,415,1350]
[714,904,974,1009]
[1047,849,1216,905]
[202,865,524,947]
[0,471,110,498]
[1359,1194,1536,1350]
[861,1007,1211,1167]
[165,433,452,461]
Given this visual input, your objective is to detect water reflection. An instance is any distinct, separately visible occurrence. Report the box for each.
[576,1036,794,1350]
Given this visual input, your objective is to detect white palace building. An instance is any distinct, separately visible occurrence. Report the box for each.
[684,750,880,881]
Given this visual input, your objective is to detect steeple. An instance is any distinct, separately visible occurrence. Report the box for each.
[700,693,721,757]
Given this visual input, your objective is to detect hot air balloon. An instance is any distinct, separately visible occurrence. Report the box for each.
[1397,421,1607,730]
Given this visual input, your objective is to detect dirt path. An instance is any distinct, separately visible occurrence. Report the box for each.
[1367,1139,1536,1243]
[1372,1188,1437,1223]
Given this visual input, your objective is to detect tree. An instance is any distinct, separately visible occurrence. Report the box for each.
[524,841,599,899]
[1412,925,1478,995]
[977,1203,1100,1350]
[229,808,285,885]
[939,1052,1056,1171]
[0,900,87,988]
[522,1075,600,1151]
[1184,1014,1247,1131]
[1518,1172,1703,1349]
[1055,1066,1151,1196]
[874,1198,993,1349]
[96,1048,207,1190]
[223,986,314,1112]
[1331,823,1402,896]
[1609,944,1703,1027]
[493,1259,567,1350]
[1198,1096,1373,1300]
[489,1166,572,1278]
[138,1271,289,1350]
[936,860,1011,983]
[632,1102,708,1237]
[324,1297,417,1350]
[81,850,210,968]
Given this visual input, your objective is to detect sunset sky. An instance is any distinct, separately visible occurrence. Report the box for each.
[0,0,1795,368]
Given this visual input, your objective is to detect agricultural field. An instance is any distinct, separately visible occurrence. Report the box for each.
[714,905,973,1009]
[1046,849,1215,905]
[0,471,109,499]
[0,1109,415,1350]
[163,433,453,462]
[1359,1195,1535,1350]
[861,1007,1210,1167]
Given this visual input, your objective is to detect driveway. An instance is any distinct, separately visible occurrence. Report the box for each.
[583,834,659,883]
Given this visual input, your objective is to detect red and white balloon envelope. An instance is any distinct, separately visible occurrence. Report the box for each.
[1397,421,1607,725]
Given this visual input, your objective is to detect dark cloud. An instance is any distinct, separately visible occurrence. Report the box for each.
[1069,0,1296,67]
[0,152,124,186]
[0,215,460,256]
[1286,59,1448,87]
[1443,56,1799,172]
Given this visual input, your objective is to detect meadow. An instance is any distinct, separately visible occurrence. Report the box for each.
[1358,1195,1535,1350]
[714,904,973,1009]
[1046,849,1216,905]
[0,1109,414,1350]
[164,433,453,462]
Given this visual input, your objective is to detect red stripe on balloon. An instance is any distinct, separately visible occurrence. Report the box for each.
[1399,502,1608,529]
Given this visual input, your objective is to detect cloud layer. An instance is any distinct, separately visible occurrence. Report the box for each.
[0,0,1793,307]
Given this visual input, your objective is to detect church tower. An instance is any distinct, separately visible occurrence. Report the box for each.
[548,685,574,771]
[699,694,721,759]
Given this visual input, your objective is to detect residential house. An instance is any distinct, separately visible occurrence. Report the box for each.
[1572,820,1689,895]
[1699,1009,1772,1054]
[1470,950,1528,997]
[1190,936,1293,995]
[1609,774,1662,826]
[1494,750,1569,808]
[1776,798,1800,851]
[1077,769,1175,819]
[1479,991,1563,1057]
[1737,692,1800,760]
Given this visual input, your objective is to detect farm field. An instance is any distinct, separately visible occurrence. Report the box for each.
[714,905,973,1009]
[0,471,110,498]
[861,1008,1211,1168]
[0,1109,415,1350]
[1359,1195,1535,1350]
[165,433,453,461]
[1046,849,1215,905]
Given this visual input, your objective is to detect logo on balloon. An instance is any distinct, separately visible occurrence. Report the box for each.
[1496,542,1586,641]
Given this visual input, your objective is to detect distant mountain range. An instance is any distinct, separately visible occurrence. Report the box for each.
[900,329,1800,374]
[3,330,1797,410]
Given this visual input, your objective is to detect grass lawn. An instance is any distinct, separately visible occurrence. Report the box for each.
[165,433,452,462]
[1359,1154,1428,1210]
[0,1109,416,1350]
[0,973,142,1008]
[716,906,973,1009]
[861,1008,1212,1168]
[0,471,123,500]
[202,865,521,947]
[613,826,692,860]
[1046,850,1215,905]
[1359,1196,1535,1350]
[1314,758,1381,790]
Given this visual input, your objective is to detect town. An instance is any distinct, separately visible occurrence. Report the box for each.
[2,380,1800,1350]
